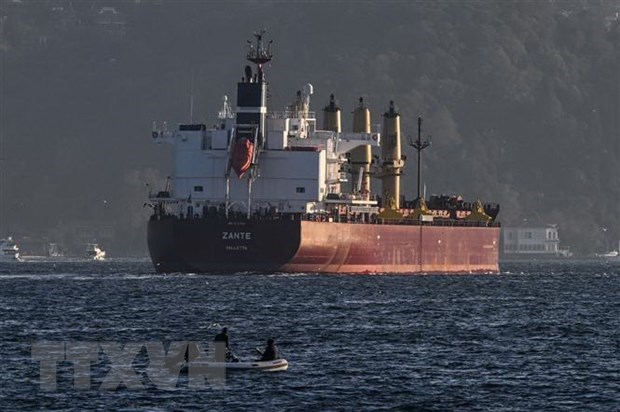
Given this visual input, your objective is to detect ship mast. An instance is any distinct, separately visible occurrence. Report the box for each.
[238,30,273,219]
[246,29,273,84]
[411,117,431,201]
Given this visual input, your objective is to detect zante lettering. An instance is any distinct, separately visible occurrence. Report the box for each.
[221,232,252,240]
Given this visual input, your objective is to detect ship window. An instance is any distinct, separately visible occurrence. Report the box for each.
[296,187,306,193]
[194,186,204,192]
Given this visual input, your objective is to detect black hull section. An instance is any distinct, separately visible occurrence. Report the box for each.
[147,216,301,273]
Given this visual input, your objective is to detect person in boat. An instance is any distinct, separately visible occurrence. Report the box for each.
[213,327,237,362]
[258,338,278,361]
[214,327,229,348]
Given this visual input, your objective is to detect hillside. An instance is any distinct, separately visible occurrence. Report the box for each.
[1,0,618,256]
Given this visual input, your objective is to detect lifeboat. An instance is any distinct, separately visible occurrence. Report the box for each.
[231,138,254,178]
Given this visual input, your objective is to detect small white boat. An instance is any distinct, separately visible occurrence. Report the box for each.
[23,243,67,261]
[48,243,64,258]
[85,243,106,260]
[595,250,619,261]
[595,242,620,260]
[0,237,22,262]
[191,358,288,372]
[596,250,618,258]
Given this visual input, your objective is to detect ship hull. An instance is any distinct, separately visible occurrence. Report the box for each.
[147,216,500,274]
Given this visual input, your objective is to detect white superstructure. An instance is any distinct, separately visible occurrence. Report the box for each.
[151,95,380,219]
[149,31,383,221]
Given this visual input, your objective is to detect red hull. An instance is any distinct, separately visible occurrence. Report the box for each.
[285,221,499,273]
[147,217,499,274]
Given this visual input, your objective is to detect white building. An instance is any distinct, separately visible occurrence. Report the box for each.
[502,225,571,257]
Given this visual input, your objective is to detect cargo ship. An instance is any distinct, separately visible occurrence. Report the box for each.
[147,31,500,274]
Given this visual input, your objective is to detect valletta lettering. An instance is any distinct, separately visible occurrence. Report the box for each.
[226,245,248,251]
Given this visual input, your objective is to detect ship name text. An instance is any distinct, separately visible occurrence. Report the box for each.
[222,231,252,240]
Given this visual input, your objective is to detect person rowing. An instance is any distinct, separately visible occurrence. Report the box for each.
[256,338,278,361]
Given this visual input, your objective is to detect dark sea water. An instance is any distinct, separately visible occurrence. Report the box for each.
[1,260,619,411]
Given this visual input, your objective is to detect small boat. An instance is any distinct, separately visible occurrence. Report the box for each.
[48,243,64,258]
[595,250,619,261]
[191,358,288,372]
[595,241,620,260]
[23,243,67,262]
[85,243,106,260]
[0,237,22,262]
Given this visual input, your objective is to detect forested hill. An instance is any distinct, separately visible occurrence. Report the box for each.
[1,0,618,256]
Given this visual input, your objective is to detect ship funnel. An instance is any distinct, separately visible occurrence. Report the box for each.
[350,97,372,195]
[322,94,341,133]
[381,100,404,209]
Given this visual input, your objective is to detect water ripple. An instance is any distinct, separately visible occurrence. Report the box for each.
[0,260,618,410]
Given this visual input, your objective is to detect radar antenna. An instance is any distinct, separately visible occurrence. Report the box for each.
[246,29,273,82]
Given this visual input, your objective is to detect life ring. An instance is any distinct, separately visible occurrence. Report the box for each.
[371,134,378,141]
[315,215,321,222]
